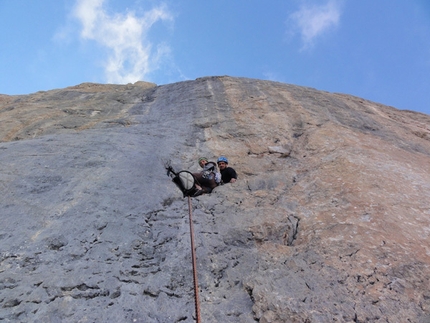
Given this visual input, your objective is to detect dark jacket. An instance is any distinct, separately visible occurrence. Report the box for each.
[220,167,237,184]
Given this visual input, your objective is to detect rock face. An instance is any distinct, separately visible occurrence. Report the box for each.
[1,76,430,322]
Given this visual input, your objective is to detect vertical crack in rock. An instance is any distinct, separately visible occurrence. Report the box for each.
[244,287,258,322]
[285,214,300,246]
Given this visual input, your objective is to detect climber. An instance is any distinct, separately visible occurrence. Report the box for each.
[198,157,209,168]
[192,160,221,197]
[217,156,237,184]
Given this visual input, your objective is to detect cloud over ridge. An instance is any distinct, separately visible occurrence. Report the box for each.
[73,0,172,84]
[289,0,341,49]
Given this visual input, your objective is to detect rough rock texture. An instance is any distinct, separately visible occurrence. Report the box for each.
[1,76,430,322]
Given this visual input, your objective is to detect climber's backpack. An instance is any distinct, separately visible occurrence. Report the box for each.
[201,162,216,179]
[174,171,197,197]
[166,164,198,197]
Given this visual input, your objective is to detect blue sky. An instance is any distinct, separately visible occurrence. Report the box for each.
[1,0,430,115]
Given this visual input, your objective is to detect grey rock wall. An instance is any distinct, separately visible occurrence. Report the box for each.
[1,76,430,322]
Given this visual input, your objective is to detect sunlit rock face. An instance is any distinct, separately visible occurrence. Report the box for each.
[1,76,430,322]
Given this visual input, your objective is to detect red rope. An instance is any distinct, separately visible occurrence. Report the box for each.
[188,196,201,322]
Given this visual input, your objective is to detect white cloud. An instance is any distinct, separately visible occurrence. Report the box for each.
[73,0,173,84]
[289,0,342,49]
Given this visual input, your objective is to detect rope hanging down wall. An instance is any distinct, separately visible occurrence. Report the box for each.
[165,162,202,322]
[187,196,202,323]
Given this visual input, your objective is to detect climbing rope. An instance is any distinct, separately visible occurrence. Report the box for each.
[164,162,202,321]
[187,196,201,322]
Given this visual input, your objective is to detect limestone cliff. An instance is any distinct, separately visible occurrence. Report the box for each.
[1,76,430,322]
